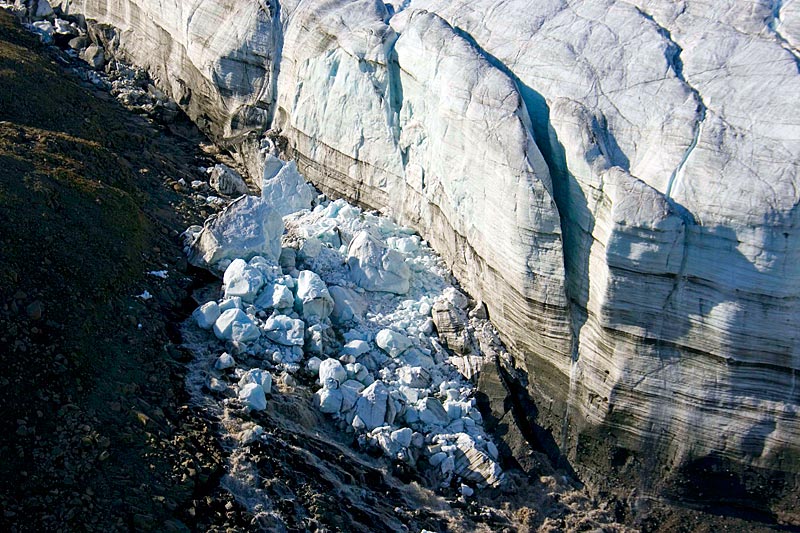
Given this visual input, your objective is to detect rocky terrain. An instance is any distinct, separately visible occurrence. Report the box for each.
[1,0,799,531]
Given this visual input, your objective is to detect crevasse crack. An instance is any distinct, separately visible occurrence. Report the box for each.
[636,7,707,200]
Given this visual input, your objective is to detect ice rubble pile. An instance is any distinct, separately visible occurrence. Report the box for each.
[185,155,503,489]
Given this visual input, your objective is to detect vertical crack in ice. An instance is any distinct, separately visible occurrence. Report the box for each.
[265,0,283,126]
[636,8,707,201]
[384,37,403,150]
[769,0,800,70]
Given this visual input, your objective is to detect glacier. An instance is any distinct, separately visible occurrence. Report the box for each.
[46,0,800,519]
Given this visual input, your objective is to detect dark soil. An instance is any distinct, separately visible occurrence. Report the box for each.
[0,10,237,531]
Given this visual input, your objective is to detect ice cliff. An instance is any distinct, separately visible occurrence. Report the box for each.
[59,0,799,517]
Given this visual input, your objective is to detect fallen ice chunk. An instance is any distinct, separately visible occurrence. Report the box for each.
[263,315,305,346]
[388,235,420,254]
[210,163,248,196]
[239,425,264,444]
[340,379,366,412]
[30,20,54,43]
[296,270,334,320]
[341,339,370,358]
[417,397,449,426]
[353,381,389,431]
[254,282,294,310]
[223,259,265,302]
[328,285,367,325]
[262,153,284,181]
[238,383,267,411]
[391,427,413,448]
[248,255,282,280]
[400,347,435,370]
[238,368,273,395]
[187,195,283,270]
[441,287,469,309]
[347,231,410,294]
[319,358,346,386]
[218,297,242,312]
[215,352,236,370]
[306,356,322,373]
[213,308,257,341]
[397,366,431,388]
[193,301,220,330]
[375,329,412,357]
[453,436,504,487]
[208,377,227,392]
[429,451,447,467]
[315,387,343,414]
[432,300,473,354]
[298,237,322,260]
[261,160,316,217]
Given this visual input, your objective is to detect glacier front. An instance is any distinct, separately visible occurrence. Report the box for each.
[61,0,800,520]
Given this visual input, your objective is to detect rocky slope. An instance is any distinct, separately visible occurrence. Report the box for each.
[31,0,800,523]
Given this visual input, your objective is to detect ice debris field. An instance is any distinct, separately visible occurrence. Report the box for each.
[182,146,504,496]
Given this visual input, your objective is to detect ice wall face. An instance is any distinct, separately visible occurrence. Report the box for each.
[413,0,800,507]
[65,0,800,516]
[274,2,572,394]
[67,0,281,140]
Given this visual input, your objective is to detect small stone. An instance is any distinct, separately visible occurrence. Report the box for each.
[26,301,43,320]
